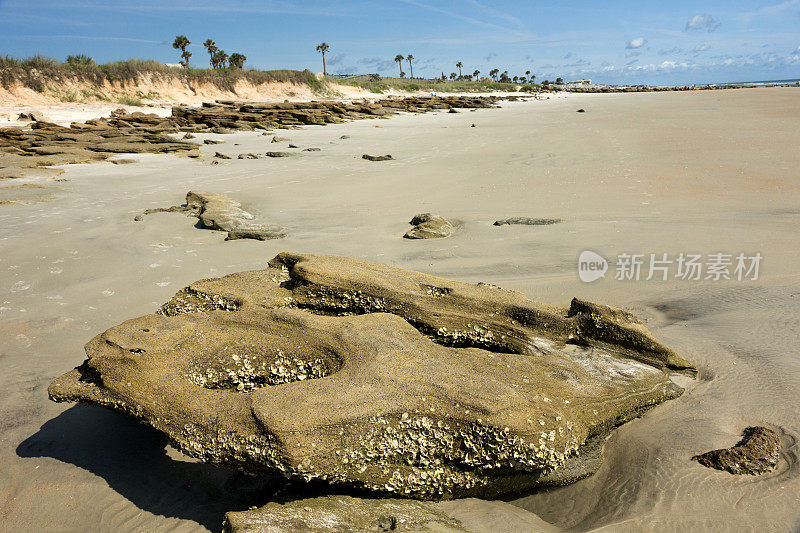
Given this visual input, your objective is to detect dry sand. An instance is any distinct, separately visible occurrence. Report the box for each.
[1,88,799,531]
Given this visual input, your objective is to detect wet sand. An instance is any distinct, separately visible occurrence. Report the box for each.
[1,88,799,531]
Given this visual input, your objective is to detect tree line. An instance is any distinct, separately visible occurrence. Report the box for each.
[172,35,246,70]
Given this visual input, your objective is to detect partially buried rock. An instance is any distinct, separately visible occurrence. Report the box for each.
[134,191,286,241]
[405,213,454,239]
[49,252,693,499]
[692,426,781,475]
[362,154,394,161]
[224,495,464,533]
[264,152,294,158]
[214,152,231,159]
[204,139,223,145]
[237,153,259,159]
[303,147,321,152]
[182,133,196,140]
[577,109,586,113]
[494,217,563,226]
[271,136,290,143]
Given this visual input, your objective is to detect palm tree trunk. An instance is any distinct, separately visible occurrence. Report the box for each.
[409,61,413,78]
[322,53,327,75]
[398,61,402,77]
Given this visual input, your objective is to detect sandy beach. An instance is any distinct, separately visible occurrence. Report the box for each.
[1,87,799,531]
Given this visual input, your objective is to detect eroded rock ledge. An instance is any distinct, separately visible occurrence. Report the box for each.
[1,96,513,181]
[49,252,693,500]
[135,191,286,241]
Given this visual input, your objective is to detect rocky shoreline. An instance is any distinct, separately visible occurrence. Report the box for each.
[0,95,517,180]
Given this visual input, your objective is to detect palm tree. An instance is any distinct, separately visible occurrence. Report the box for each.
[203,39,217,68]
[556,77,564,84]
[172,35,191,68]
[530,74,536,83]
[315,42,330,75]
[394,54,405,77]
[455,61,463,78]
[473,69,480,79]
[212,50,228,69]
[449,72,456,80]
[406,54,414,78]
[229,53,246,69]
[489,68,499,81]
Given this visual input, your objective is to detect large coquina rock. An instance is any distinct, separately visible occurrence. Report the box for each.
[49,253,693,499]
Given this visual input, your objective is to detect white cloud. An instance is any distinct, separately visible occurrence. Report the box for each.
[685,14,721,32]
[626,37,647,49]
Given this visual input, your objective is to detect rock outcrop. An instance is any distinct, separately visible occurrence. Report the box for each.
[404,213,455,239]
[493,217,563,226]
[692,427,781,475]
[0,117,199,180]
[135,191,286,241]
[224,495,465,533]
[0,96,511,182]
[362,154,394,161]
[50,253,693,500]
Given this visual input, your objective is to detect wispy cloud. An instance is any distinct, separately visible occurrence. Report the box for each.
[0,0,345,17]
[0,34,169,45]
[685,14,721,32]
[398,0,533,41]
[741,0,800,23]
[626,37,647,49]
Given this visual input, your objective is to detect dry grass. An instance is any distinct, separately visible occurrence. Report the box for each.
[0,55,322,94]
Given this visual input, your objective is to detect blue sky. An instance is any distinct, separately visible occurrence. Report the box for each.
[1,0,799,85]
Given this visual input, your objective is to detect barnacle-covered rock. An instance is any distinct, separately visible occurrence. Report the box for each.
[49,252,693,499]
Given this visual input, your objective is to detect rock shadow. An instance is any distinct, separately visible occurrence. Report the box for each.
[17,404,283,530]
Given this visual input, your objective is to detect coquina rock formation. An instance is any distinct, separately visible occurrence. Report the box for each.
[49,253,693,499]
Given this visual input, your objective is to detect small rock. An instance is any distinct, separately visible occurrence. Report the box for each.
[362,154,393,161]
[577,109,586,113]
[404,213,454,239]
[182,133,196,140]
[471,123,476,127]
[264,152,294,158]
[110,158,137,165]
[204,139,223,145]
[214,152,231,159]
[692,426,781,475]
[303,147,321,152]
[237,153,259,159]
[288,144,299,148]
[493,217,563,226]
[271,137,290,143]
[448,108,459,113]
[340,135,351,140]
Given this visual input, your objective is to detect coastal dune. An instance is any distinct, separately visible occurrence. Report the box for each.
[1,87,799,531]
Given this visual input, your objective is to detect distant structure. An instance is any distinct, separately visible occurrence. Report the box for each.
[573,79,592,85]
